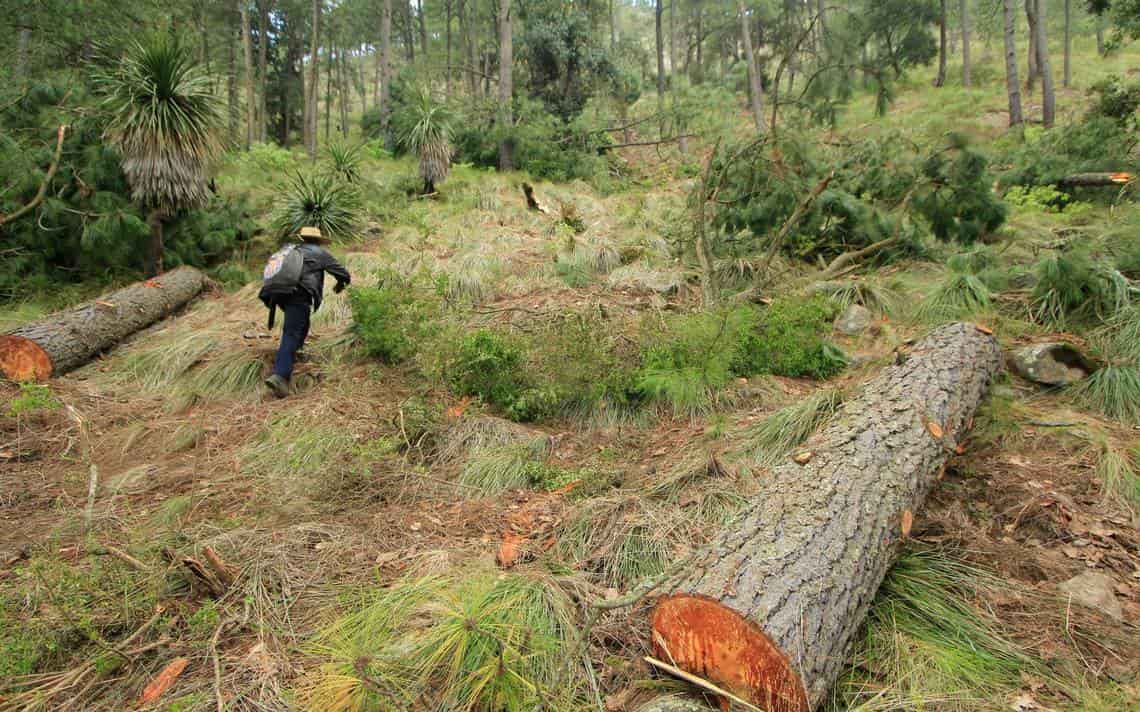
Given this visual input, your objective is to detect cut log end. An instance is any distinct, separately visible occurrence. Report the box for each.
[651,594,809,712]
[0,335,53,381]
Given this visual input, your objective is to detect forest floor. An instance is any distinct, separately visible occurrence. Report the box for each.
[2,43,1140,712]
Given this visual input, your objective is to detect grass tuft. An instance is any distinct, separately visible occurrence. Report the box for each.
[816,280,900,315]
[457,442,548,495]
[748,388,846,466]
[1070,365,1140,426]
[443,251,501,304]
[1089,436,1140,516]
[117,331,221,390]
[915,273,993,324]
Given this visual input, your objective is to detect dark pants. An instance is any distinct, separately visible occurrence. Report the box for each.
[273,298,311,380]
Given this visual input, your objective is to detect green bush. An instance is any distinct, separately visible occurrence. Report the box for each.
[1031,249,1130,326]
[349,271,433,363]
[448,330,530,411]
[737,295,847,379]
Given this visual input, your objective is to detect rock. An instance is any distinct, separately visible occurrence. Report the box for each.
[1058,571,1123,621]
[1009,343,1093,386]
[834,304,873,336]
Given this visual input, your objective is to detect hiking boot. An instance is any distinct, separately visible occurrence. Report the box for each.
[264,374,290,399]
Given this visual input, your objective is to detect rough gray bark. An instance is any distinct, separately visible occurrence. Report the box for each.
[935,0,948,87]
[656,0,667,134]
[497,0,514,170]
[1034,0,1056,128]
[227,11,239,145]
[306,0,321,157]
[649,323,1002,711]
[739,1,766,134]
[258,0,271,142]
[1003,0,1024,126]
[1,267,208,381]
[960,0,971,87]
[240,0,256,150]
[1063,0,1071,88]
[1025,0,1039,92]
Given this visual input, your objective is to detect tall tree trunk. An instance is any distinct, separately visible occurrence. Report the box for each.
[419,0,429,59]
[240,0,256,150]
[935,0,948,87]
[15,27,31,83]
[497,0,513,170]
[325,42,333,143]
[1095,17,1105,55]
[668,0,677,77]
[648,323,1002,712]
[960,0,971,87]
[1063,0,1071,88]
[1025,0,1039,92]
[339,48,350,138]
[146,210,165,278]
[446,0,453,98]
[655,0,666,134]
[258,0,271,142]
[228,13,239,146]
[1034,0,1056,128]
[306,0,320,158]
[739,1,765,134]
[403,0,415,62]
[1003,0,1024,126]
[462,0,478,96]
[609,0,616,49]
[381,0,393,146]
[695,4,703,84]
[0,268,209,381]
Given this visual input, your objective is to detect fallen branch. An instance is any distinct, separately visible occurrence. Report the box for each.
[0,125,67,228]
[1057,172,1133,187]
[521,182,549,213]
[89,544,149,573]
[598,134,697,152]
[755,171,835,285]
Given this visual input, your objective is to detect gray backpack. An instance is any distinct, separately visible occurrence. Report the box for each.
[262,244,305,327]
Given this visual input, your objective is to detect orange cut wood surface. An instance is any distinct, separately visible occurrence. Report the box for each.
[0,335,53,381]
[139,657,189,705]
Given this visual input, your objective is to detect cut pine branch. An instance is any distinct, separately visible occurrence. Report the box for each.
[646,322,1002,711]
[1056,172,1133,187]
[0,267,207,381]
[0,125,67,228]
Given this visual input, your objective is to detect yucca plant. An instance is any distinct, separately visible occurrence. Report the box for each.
[100,36,223,276]
[326,142,363,183]
[273,172,361,241]
[401,90,454,195]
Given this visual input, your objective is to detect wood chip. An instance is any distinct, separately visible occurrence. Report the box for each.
[975,323,994,335]
[927,421,944,439]
[901,510,914,538]
[793,451,814,464]
[139,657,188,705]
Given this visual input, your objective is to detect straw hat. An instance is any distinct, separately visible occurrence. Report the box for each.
[298,226,331,244]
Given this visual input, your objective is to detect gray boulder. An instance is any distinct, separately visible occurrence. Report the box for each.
[834,304,873,336]
[1010,342,1093,386]
[1058,571,1123,620]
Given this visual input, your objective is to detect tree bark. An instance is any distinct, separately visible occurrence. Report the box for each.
[15,27,31,83]
[1034,0,1055,128]
[381,0,393,147]
[1,267,208,381]
[228,11,239,146]
[655,0,667,134]
[240,0,256,150]
[325,41,333,143]
[446,0,454,98]
[935,0,948,87]
[648,323,1002,711]
[1058,172,1134,187]
[145,210,165,278]
[1063,0,1071,88]
[497,0,513,171]
[959,0,971,87]
[1096,17,1105,55]
[1003,0,1024,126]
[307,0,321,158]
[418,0,429,59]
[739,1,765,134]
[1025,0,1039,92]
[257,0,271,142]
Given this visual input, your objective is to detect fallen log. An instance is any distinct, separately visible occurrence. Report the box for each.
[0,266,208,381]
[1057,172,1133,187]
[647,322,1002,711]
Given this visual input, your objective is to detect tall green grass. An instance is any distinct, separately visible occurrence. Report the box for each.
[748,388,846,466]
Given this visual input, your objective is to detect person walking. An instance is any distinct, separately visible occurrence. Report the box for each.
[259,226,351,398]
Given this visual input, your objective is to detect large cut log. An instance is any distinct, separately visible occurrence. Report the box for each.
[0,267,208,381]
[1057,172,1133,187]
[648,322,1002,711]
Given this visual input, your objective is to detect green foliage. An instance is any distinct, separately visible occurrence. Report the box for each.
[448,330,529,412]
[6,382,60,416]
[1071,365,1140,425]
[1003,184,1078,213]
[1090,436,1140,514]
[398,89,455,190]
[916,273,993,323]
[912,135,1008,244]
[749,388,846,466]
[272,172,361,241]
[349,271,434,363]
[737,296,848,380]
[325,142,364,184]
[98,35,223,212]
[235,142,297,172]
[1031,249,1130,326]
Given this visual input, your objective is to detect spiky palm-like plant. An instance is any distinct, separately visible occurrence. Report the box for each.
[101,37,223,276]
[401,91,454,194]
[273,172,361,241]
[325,142,363,183]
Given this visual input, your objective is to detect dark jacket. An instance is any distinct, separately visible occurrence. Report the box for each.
[259,243,351,312]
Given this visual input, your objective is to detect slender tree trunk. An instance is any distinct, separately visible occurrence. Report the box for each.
[1034,0,1055,128]
[381,0,393,146]
[419,0,429,59]
[307,0,320,157]
[146,211,165,278]
[1063,0,1071,88]
[655,0,666,134]
[935,0,948,87]
[695,5,703,84]
[959,0,971,87]
[446,0,453,97]
[1025,0,1039,92]
[668,0,677,77]
[15,27,31,83]
[339,49,349,138]
[325,42,333,143]
[258,0,271,142]
[462,0,478,96]
[739,1,765,134]
[228,13,239,146]
[497,0,513,170]
[1003,0,1024,126]
[609,0,616,49]
[240,0,256,150]
[1095,17,1105,55]
[403,0,415,62]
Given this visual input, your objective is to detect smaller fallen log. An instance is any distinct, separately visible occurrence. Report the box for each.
[1057,172,1133,187]
[0,266,208,381]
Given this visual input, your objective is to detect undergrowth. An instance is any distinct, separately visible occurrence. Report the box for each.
[748,387,846,466]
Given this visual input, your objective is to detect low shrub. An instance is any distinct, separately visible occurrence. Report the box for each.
[348,270,435,363]
[736,295,847,379]
[448,329,530,411]
[1031,249,1130,326]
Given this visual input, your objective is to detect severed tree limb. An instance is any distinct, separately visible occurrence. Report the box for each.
[0,125,67,228]
[1057,172,1133,187]
[598,134,697,152]
[817,234,902,281]
[754,171,835,286]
